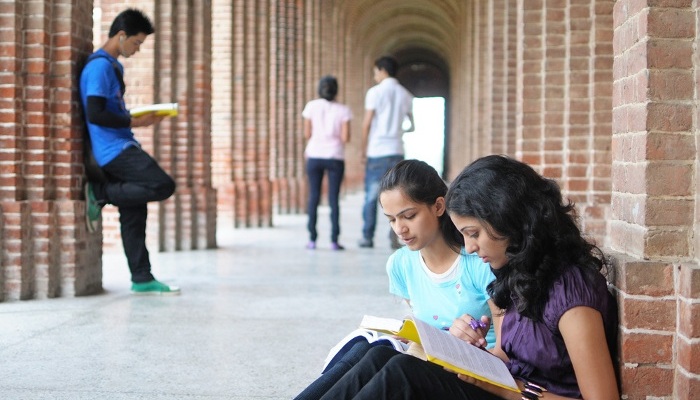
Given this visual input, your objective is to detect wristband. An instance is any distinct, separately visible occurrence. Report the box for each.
[520,380,546,400]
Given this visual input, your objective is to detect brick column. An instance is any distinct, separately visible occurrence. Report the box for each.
[517,0,545,167]
[575,0,614,244]
[332,0,367,188]
[213,0,314,226]
[99,1,216,250]
[490,0,517,157]
[211,0,234,222]
[611,2,698,398]
[445,2,471,178]
[467,1,483,161]
[0,0,100,301]
[271,0,306,217]
[216,0,274,228]
[475,0,491,157]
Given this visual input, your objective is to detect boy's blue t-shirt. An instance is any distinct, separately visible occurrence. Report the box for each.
[386,246,497,348]
[79,49,138,166]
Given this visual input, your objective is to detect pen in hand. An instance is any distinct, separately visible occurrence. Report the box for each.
[469,319,488,331]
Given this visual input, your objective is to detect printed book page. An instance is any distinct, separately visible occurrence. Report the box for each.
[130,102,179,118]
[410,317,519,392]
[361,315,519,393]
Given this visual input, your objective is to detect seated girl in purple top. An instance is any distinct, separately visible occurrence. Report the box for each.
[314,155,619,400]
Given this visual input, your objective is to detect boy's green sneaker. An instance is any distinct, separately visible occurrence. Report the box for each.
[84,182,102,233]
[131,280,181,296]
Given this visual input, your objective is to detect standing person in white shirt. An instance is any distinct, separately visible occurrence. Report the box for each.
[358,56,415,249]
[302,76,353,250]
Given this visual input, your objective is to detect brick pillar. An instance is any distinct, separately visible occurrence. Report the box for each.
[575,0,614,245]
[611,2,698,398]
[475,1,491,157]
[490,0,517,157]
[162,0,216,250]
[271,0,306,217]
[468,1,484,161]
[0,0,100,301]
[445,2,471,178]
[211,0,234,222]
[220,0,273,228]
[514,0,613,246]
[213,0,315,227]
[329,0,365,189]
[690,3,700,395]
[516,0,545,167]
[99,1,216,250]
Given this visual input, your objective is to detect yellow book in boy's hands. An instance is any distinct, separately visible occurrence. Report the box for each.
[360,315,520,393]
[130,102,178,118]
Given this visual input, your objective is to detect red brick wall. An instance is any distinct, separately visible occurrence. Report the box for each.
[95,0,216,251]
[490,0,518,157]
[0,0,100,300]
[211,0,279,228]
[612,2,699,398]
[212,0,356,228]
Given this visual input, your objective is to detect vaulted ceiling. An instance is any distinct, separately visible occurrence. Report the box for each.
[334,0,463,97]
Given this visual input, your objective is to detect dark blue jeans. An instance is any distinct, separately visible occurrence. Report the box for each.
[306,158,345,243]
[318,346,501,400]
[295,341,372,400]
[97,146,176,283]
[361,155,403,241]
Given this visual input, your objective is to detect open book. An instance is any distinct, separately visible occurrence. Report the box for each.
[360,315,519,393]
[130,102,179,118]
[322,328,409,374]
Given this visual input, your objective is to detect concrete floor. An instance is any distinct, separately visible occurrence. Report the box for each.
[0,192,410,399]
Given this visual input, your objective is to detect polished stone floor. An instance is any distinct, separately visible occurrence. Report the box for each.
[0,193,409,399]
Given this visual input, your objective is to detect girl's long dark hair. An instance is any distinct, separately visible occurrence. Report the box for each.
[379,159,463,252]
[445,155,606,320]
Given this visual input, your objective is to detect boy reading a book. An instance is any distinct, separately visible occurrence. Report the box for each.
[80,9,179,295]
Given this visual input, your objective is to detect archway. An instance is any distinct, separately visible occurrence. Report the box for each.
[395,48,450,177]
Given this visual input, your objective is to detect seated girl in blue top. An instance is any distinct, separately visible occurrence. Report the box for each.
[313,155,619,400]
[294,159,496,400]
[381,159,496,346]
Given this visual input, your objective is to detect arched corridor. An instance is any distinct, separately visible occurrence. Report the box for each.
[1,1,699,398]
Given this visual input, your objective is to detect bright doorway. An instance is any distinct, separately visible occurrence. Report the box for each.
[403,97,446,176]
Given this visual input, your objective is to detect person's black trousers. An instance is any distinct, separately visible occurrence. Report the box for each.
[99,146,176,283]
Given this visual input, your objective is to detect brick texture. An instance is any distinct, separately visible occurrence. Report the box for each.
[3,0,700,398]
[0,0,100,301]
[96,0,216,250]
[612,1,699,398]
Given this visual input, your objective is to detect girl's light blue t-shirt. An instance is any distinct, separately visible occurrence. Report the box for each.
[386,246,497,348]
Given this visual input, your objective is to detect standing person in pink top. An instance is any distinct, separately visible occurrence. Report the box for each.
[302,76,353,250]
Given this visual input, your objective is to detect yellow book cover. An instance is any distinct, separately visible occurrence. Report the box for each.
[129,102,178,118]
[360,315,520,393]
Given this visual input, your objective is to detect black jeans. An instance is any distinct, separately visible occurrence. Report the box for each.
[306,158,345,243]
[319,346,503,400]
[98,146,176,283]
[295,341,372,400]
